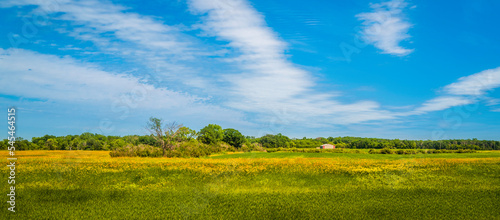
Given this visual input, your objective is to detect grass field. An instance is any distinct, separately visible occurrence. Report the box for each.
[210,150,500,159]
[1,150,500,219]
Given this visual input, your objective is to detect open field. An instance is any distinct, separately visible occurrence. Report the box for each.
[210,150,500,159]
[2,150,500,219]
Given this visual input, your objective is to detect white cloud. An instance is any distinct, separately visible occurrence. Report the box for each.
[188,0,395,125]
[0,48,246,124]
[485,98,500,106]
[0,0,215,90]
[356,0,413,56]
[11,0,498,130]
[415,96,475,112]
[443,67,500,96]
[2,0,192,55]
[412,67,500,114]
[1,0,397,128]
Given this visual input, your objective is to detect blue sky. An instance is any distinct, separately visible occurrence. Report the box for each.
[1,0,499,140]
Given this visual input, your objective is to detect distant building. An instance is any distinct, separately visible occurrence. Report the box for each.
[319,144,335,149]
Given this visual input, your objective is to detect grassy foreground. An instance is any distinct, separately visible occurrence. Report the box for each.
[1,150,500,219]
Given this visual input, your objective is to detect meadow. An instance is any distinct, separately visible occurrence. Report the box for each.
[1,150,499,219]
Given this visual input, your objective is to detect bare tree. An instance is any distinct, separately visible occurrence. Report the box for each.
[164,121,183,151]
[146,117,183,156]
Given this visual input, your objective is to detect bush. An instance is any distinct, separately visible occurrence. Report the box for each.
[266,148,278,153]
[166,140,212,158]
[380,148,393,154]
[109,144,162,158]
[110,139,241,158]
[211,142,236,153]
[240,144,251,152]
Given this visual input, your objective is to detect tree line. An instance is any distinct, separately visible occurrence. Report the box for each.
[2,119,499,154]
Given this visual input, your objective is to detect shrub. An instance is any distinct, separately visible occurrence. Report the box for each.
[109,139,240,158]
[266,148,278,153]
[170,140,212,158]
[380,148,393,154]
[240,144,251,152]
[109,144,162,158]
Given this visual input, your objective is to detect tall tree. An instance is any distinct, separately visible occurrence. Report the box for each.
[147,117,166,155]
[198,124,224,145]
[176,127,198,141]
[164,121,183,151]
[146,117,183,156]
[223,128,245,148]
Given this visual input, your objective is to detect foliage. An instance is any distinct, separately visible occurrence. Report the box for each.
[198,124,224,145]
[367,148,476,154]
[222,128,245,148]
[1,125,499,160]
[259,133,291,148]
[175,127,198,141]
[109,139,235,158]
[241,143,265,152]
[164,139,213,158]
[109,144,163,157]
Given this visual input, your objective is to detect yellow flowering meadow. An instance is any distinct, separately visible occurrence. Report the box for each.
[1,150,499,219]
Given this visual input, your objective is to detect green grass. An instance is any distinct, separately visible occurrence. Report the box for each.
[209,150,500,159]
[1,150,499,219]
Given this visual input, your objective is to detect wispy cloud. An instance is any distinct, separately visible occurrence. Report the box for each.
[356,0,413,56]
[413,67,500,114]
[0,0,215,91]
[415,96,475,112]
[3,0,495,135]
[3,0,193,55]
[0,48,246,124]
[2,0,397,128]
[188,0,395,126]
[443,67,500,96]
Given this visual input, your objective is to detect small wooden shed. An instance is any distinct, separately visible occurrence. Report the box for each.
[319,144,335,149]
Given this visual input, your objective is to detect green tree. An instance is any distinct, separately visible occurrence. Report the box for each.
[259,133,291,148]
[110,139,127,150]
[176,127,198,141]
[198,124,223,145]
[138,135,158,146]
[84,138,103,150]
[223,128,245,148]
[45,138,58,150]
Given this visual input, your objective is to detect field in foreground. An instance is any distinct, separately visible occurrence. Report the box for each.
[1,150,500,219]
